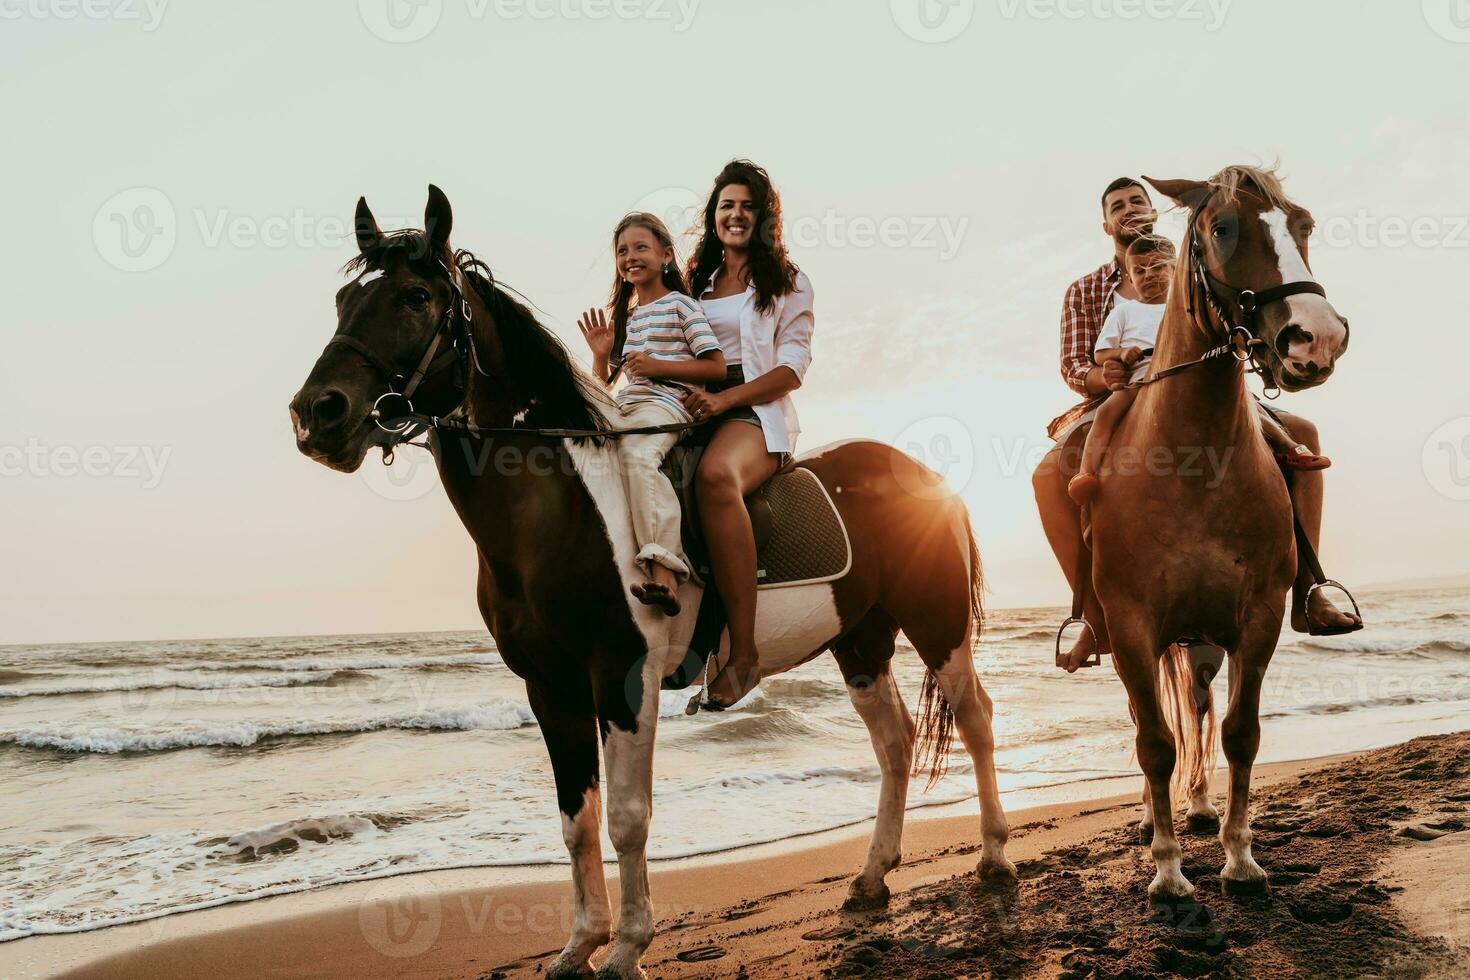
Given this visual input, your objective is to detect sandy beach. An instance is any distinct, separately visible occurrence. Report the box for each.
[3,731,1463,979]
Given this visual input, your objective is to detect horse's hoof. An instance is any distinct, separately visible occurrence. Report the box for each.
[594,964,647,980]
[1183,813,1221,836]
[547,961,595,979]
[977,857,1019,888]
[841,879,891,912]
[1221,874,1270,898]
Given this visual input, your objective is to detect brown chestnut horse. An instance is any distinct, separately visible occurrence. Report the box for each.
[1087,166,1350,905]
[289,186,1015,978]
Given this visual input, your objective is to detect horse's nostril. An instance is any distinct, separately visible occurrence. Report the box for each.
[311,389,351,431]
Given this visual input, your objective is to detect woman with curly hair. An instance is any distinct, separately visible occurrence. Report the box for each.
[681,160,815,708]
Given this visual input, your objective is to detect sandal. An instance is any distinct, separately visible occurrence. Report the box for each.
[1277,445,1331,471]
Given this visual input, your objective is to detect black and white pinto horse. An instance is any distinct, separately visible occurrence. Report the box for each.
[289,187,1016,978]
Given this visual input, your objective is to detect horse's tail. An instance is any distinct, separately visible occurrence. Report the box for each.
[1157,643,1218,802]
[912,508,984,790]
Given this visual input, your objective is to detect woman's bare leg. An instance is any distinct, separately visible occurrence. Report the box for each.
[696,421,779,707]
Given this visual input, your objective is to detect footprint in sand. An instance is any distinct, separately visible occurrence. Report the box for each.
[675,944,727,963]
[1398,824,1454,842]
[801,925,856,942]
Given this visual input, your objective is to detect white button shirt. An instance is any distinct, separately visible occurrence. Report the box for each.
[699,269,815,454]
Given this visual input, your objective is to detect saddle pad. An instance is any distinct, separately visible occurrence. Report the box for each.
[753,467,851,589]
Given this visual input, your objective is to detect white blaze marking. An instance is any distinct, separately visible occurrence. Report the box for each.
[357,269,386,286]
[1260,209,1330,326]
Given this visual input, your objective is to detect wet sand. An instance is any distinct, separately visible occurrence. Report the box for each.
[5,732,1467,979]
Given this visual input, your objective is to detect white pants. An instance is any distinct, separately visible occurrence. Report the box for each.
[613,400,691,582]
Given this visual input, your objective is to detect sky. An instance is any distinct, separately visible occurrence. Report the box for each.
[2,0,1468,644]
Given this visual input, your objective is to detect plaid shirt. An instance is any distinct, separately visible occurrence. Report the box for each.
[1047,259,1122,439]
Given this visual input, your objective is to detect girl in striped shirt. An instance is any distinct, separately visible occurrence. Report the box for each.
[578,213,726,616]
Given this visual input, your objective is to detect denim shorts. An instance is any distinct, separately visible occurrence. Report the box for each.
[688,365,790,468]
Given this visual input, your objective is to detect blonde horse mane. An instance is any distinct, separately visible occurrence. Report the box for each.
[1207,163,1307,218]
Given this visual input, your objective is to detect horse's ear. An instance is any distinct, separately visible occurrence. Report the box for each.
[354,197,382,254]
[425,184,453,258]
[1142,176,1211,211]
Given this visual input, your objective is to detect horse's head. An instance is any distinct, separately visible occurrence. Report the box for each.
[289,185,465,472]
[1144,167,1349,392]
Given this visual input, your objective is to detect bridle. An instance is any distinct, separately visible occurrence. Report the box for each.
[323,254,476,447]
[321,252,697,459]
[1131,188,1341,397]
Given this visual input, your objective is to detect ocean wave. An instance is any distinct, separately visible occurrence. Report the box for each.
[0,701,538,755]
[1260,693,1426,720]
[0,669,42,685]
[211,813,407,862]
[684,707,838,744]
[0,670,349,700]
[87,652,507,675]
[1291,636,1470,658]
[988,628,1055,643]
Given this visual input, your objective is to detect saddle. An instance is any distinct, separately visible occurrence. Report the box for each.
[658,446,852,690]
[660,446,851,590]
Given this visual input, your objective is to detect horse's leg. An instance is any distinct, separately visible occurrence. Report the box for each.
[1184,644,1223,830]
[528,685,611,977]
[1218,627,1276,895]
[1110,619,1193,902]
[1112,661,1155,840]
[832,611,910,908]
[595,654,664,980]
[927,643,1017,883]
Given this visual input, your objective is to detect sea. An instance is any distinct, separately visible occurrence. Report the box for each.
[2,586,1466,943]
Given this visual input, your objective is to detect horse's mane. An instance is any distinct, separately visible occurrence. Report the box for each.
[1207,164,1303,215]
[342,230,612,439]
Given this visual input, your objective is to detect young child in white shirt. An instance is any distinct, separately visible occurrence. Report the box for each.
[1067,235,1328,506]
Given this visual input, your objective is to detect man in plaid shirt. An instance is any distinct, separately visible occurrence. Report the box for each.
[1033,178,1361,671]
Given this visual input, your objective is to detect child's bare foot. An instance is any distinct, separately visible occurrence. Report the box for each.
[631,566,681,617]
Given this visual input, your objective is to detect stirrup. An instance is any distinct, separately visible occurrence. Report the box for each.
[1055,617,1100,669]
[1305,579,1364,635]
